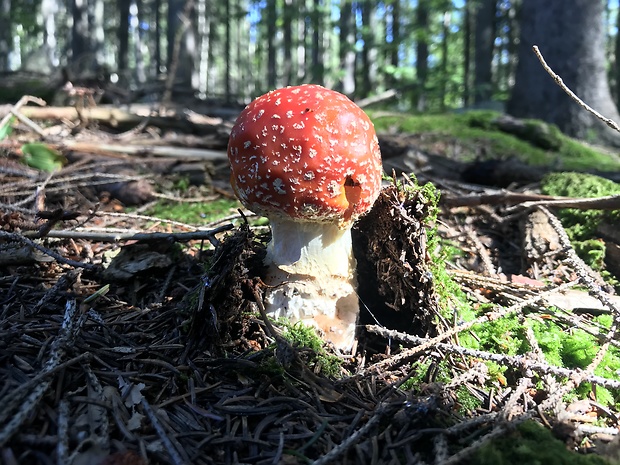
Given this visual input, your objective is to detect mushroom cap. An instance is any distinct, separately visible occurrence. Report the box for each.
[227,84,382,226]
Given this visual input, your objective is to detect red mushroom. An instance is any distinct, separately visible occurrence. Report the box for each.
[227,84,382,351]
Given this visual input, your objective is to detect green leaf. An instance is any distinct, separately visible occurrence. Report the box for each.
[21,143,67,172]
[0,115,15,140]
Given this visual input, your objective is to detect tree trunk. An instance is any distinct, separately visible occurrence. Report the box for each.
[338,0,355,94]
[390,0,400,70]
[71,0,90,63]
[506,1,519,93]
[167,0,196,93]
[154,0,162,74]
[282,0,293,85]
[508,0,620,146]
[415,0,429,111]
[91,0,104,64]
[615,4,620,110]
[118,0,130,71]
[266,0,277,88]
[358,0,376,98]
[311,0,323,84]
[132,0,146,83]
[40,0,59,69]
[440,11,449,110]
[463,0,472,106]
[474,0,496,103]
[0,0,10,71]
[224,0,231,100]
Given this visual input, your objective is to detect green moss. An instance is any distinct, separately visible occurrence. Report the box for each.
[459,315,527,356]
[541,173,620,290]
[541,173,620,241]
[529,320,564,367]
[370,112,620,171]
[528,318,620,408]
[173,176,191,192]
[469,420,610,465]
[557,139,620,171]
[574,240,607,270]
[455,310,620,408]
[281,321,326,353]
[278,321,343,377]
[144,198,242,224]
[562,330,599,369]
[455,385,483,414]
[542,172,620,201]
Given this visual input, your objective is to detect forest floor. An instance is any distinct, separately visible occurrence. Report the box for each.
[1,96,620,465]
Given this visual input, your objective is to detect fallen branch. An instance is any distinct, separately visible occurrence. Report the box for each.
[0,104,230,133]
[366,325,620,390]
[36,224,234,246]
[61,140,228,160]
[0,230,99,269]
[443,190,620,210]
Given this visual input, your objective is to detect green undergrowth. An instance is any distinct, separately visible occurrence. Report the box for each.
[468,420,609,465]
[541,172,620,239]
[459,310,620,409]
[541,172,620,290]
[144,197,244,225]
[276,320,343,377]
[370,111,620,171]
[393,176,620,417]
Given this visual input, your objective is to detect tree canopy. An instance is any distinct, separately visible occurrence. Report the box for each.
[2,0,620,142]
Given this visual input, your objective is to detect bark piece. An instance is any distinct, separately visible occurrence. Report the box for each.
[521,209,561,271]
[353,183,439,336]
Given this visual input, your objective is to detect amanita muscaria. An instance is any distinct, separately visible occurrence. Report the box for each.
[227,84,383,351]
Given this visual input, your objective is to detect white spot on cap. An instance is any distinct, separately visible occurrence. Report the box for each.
[249,162,259,178]
[327,180,340,198]
[273,178,286,194]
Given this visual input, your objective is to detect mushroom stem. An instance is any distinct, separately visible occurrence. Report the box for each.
[263,218,360,351]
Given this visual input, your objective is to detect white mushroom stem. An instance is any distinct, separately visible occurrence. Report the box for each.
[263,218,360,352]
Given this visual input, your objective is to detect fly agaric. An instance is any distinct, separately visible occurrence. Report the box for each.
[227,84,382,351]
